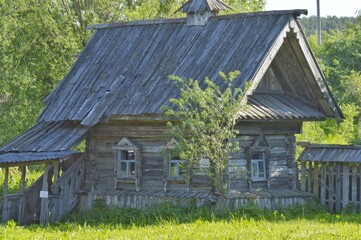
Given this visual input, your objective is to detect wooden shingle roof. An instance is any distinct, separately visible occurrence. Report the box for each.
[39,10,326,126]
[298,144,361,163]
[0,121,89,152]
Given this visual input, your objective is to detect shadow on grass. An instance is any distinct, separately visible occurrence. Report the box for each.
[57,200,361,229]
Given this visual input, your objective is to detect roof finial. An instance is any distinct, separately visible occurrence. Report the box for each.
[176,0,232,26]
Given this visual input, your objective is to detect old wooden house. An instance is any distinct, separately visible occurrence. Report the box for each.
[0,0,343,225]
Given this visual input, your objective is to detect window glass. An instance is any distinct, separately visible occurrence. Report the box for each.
[250,151,266,181]
[129,162,136,176]
[169,160,186,178]
[120,162,127,177]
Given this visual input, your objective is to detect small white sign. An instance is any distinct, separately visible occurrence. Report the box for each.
[40,191,49,198]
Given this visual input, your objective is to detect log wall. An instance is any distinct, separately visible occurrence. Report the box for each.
[84,120,301,194]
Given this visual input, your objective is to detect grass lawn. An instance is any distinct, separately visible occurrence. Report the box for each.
[1,203,361,239]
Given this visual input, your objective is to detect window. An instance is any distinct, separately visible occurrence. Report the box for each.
[251,152,266,181]
[118,150,136,178]
[169,159,186,178]
[113,137,141,190]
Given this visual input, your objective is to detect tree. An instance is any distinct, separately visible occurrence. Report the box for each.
[164,71,246,214]
[297,14,361,146]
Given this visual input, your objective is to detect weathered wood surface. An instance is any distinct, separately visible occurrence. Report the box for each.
[79,188,315,210]
[37,9,336,126]
[298,158,361,213]
[86,122,297,194]
[0,121,89,153]
[1,167,9,222]
[48,155,85,223]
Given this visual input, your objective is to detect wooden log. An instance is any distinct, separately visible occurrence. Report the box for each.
[335,163,341,212]
[18,166,27,224]
[2,167,9,222]
[313,162,319,197]
[300,162,306,191]
[328,163,334,212]
[307,162,312,193]
[342,164,349,209]
[320,163,326,205]
[53,161,59,194]
[40,163,50,226]
[351,165,357,204]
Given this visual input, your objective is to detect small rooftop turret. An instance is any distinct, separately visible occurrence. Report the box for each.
[176,0,232,26]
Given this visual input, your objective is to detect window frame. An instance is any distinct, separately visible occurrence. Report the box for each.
[169,159,186,178]
[246,146,270,183]
[250,152,266,181]
[117,150,136,178]
[113,137,141,190]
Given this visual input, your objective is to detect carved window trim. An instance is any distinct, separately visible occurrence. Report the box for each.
[113,137,141,190]
[246,135,271,186]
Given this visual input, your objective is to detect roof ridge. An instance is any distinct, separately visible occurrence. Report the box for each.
[87,9,307,30]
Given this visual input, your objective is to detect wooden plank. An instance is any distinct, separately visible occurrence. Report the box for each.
[351,165,357,204]
[307,161,312,193]
[300,162,306,191]
[335,163,341,212]
[18,166,27,224]
[40,163,50,226]
[2,167,9,222]
[53,161,59,194]
[320,163,326,205]
[313,162,319,197]
[328,163,334,212]
[342,164,349,208]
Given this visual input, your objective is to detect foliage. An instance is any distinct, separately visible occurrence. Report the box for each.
[2,203,361,239]
[300,16,356,37]
[0,166,42,196]
[297,14,361,146]
[164,71,246,214]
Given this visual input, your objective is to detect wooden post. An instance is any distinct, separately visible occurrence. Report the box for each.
[18,166,27,224]
[307,162,312,193]
[40,163,50,226]
[2,167,9,222]
[53,161,59,194]
[300,162,306,191]
[313,162,319,197]
[328,163,334,212]
[342,164,349,209]
[351,165,357,204]
[320,163,326,205]
[335,163,341,212]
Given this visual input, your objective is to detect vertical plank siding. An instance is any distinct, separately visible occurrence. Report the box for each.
[299,160,361,212]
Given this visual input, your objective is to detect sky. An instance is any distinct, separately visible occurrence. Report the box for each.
[265,0,361,17]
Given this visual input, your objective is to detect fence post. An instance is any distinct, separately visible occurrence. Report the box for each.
[301,162,306,191]
[342,164,349,209]
[313,162,319,197]
[351,165,357,204]
[320,163,326,205]
[308,162,312,193]
[328,163,334,212]
[335,163,341,212]
[2,167,9,222]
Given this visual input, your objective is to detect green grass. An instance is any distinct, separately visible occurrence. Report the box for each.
[1,202,361,239]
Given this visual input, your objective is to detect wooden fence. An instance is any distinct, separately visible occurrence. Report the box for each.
[300,161,361,212]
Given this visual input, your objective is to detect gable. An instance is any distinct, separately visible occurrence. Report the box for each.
[250,26,342,120]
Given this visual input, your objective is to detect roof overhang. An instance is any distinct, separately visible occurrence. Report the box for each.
[0,151,78,167]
